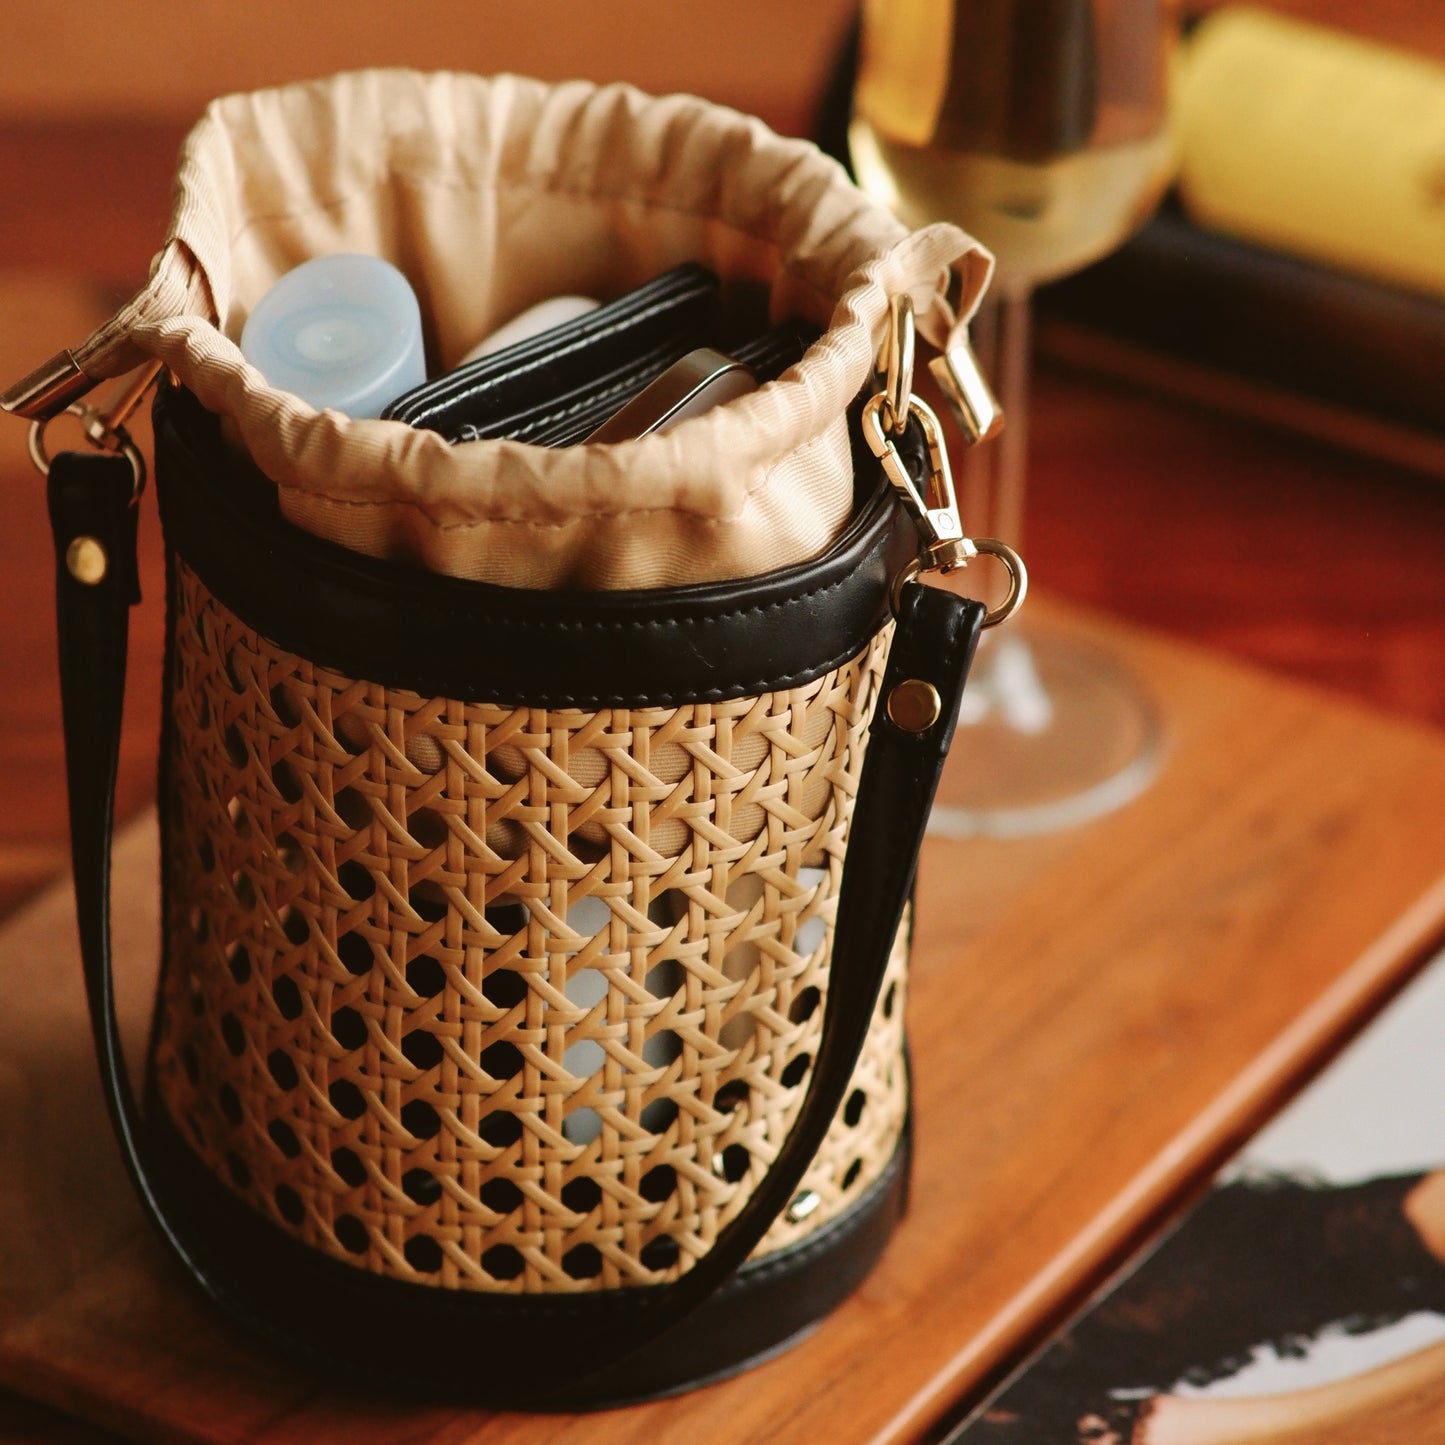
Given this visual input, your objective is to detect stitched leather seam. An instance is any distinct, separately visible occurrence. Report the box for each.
[400,290,706,426]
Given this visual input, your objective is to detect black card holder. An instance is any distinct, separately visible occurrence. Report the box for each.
[383,264,821,447]
[382,262,719,443]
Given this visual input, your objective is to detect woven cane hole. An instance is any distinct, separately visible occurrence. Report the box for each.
[789,986,822,1024]
[647,1029,681,1071]
[566,1106,602,1146]
[330,1079,367,1120]
[486,819,528,861]
[478,1111,523,1148]
[333,786,371,830]
[405,1235,444,1273]
[407,954,447,997]
[481,965,527,1009]
[640,1236,680,1272]
[405,732,444,773]
[563,1244,603,1280]
[220,1012,245,1056]
[231,870,256,910]
[262,839,304,887]
[645,958,684,998]
[401,1099,441,1140]
[719,1144,751,1184]
[218,1082,242,1126]
[274,1183,305,1226]
[334,1214,368,1254]
[271,973,303,1020]
[794,913,827,958]
[226,796,251,837]
[408,806,449,850]
[223,723,248,770]
[482,1244,524,1281]
[281,907,310,945]
[268,1119,300,1157]
[561,1177,602,1213]
[268,682,302,728]
[188,906,208,944]
[780,1052,811,1089]
[338,931,374,976]
[227,943,251,984]
[402,1029,444,1070]
[883,982,897,1019]
[402,1168,442,1205]
[272,759,305,804]
[479,1041,524,1080]
[487,899,529,936]
[406,877,449,921]
[329,1006,367,1051]
[198,834,215,872]
[640,1164,676,1202]
[195,692,211,731]
[640,1097,679,1133]
[186,973,206,1017]
[331,1146,366,1187]
[181,1045,200,1085]
[337,859,376,902]
[844,1088,867,1128]
[479,1178,523,1215]
[563,1038,605,1081]
[333,710,371,753]
[266,1049,298,1090]
[843,1158,863,1190]
[226,1152,251,1189]
[714,1079,750,1114]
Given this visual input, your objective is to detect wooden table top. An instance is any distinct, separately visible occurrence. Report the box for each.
[3,100,1445,1441]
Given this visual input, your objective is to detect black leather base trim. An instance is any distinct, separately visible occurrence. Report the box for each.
[151,384,919,709]
[139,1094,911,1409]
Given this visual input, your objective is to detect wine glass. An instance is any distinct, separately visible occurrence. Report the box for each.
[850,0,1178,836]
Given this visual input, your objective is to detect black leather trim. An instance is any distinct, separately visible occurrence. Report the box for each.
[139,1091,911,1408]
[151,383,919,709]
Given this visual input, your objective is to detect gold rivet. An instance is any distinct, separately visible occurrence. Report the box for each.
[785,1189,821,1224]
[887,678,941,733]
[66,536,108,585]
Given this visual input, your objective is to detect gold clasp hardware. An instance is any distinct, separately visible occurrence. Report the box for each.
[862,390,974,573]
[24,360,161,499]
[929,336,1004,446]
[876,293,915,438]
[867,295,1026,629]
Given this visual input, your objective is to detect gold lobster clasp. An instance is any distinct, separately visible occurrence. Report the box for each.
[868,294,1025,628]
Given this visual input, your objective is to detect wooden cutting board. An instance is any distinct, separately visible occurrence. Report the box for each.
[4,600,1445,1444]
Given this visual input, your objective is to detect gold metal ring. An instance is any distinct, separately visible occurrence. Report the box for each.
[28,404,146,499]
[878,293,915,438]
[889,539,1028,628]
[973,538,1028,627]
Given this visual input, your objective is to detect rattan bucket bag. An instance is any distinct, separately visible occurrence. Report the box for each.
[7,71,1025,1407]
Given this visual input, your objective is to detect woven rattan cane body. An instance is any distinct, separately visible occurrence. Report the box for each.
[153,557,909,1290]
[138,385,928,1400]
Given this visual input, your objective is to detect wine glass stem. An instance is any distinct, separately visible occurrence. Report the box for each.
[992,282,1032,551]
[957,282,1032,607]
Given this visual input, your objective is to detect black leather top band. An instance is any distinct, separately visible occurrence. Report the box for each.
[152,384,919,709]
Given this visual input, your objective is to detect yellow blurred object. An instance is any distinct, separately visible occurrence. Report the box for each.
[1177,6,1445,299]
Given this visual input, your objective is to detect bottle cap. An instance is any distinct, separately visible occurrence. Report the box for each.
[240,253,426,418]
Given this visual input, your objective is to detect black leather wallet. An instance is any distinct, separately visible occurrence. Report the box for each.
[382,264,821,446]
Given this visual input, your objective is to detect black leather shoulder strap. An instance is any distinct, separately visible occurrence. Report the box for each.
[47,445,984,1403]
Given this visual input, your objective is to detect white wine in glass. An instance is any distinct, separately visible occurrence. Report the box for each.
[851,0,1179,836]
